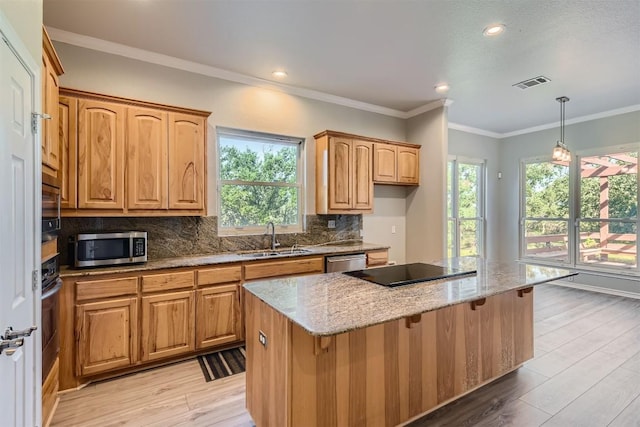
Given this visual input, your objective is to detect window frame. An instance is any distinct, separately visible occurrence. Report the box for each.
[519,155,572,266]
[216,127,305,236]
[519,143,640,276]
[446,155,487,258]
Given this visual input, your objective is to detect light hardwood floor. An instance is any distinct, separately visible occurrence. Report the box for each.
[52,284,640,426]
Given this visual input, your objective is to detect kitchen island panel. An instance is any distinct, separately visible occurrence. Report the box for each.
[247,287,534,427]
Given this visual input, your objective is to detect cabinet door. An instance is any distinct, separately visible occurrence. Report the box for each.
[141,290,195,361]
[77,99,125,209]
[353,140,373,210]
[59,96,77,209]
[373,143,397,183]
[42,54,60,176]
[328,137,352,210]
[398,146,419,184]
[196,284,241,349]
[168,113,205,210]
[76,297,137,376]
[127,108,168,210]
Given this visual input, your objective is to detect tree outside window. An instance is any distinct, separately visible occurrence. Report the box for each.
[217,128,303,234]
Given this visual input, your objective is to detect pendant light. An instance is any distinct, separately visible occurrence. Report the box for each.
[552,96,571,162]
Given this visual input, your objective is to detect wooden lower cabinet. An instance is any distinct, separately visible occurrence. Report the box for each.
[76,297,138,376]
[244,256,324,280]
[246,288,534,427]
[42,358,59,427]
[196,285,241,349]
[140,290,195,361]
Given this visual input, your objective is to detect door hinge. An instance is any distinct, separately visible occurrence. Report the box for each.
[31,112,51,134]
[32,270,39,291]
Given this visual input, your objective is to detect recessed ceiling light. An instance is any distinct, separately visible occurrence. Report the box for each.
[483,23,506,37]
[435,83,450,93]
[272,70,288,78]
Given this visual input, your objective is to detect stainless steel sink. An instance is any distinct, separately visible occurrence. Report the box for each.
[239,248,312,258]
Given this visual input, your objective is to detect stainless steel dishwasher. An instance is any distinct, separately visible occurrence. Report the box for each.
[325,253,366,272]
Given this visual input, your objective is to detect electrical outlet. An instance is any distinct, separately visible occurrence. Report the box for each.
[328,220,336,229]
[258,330,267,347]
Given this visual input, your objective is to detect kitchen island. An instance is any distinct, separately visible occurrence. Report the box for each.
[243,258,576,427]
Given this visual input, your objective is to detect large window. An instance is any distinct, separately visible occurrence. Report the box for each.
[520,145,639,273]
[521,160,570,263]
[217,128,303,235]
[577,151,637,269]
[447,158,485,257]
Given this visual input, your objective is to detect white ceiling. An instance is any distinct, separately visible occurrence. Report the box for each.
[43,0,640,135]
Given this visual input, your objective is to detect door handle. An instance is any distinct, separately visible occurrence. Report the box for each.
[0,338,24,356]
[3,326,37,340]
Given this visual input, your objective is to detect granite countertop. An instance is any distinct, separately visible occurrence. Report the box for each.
[243,257,577,337]
[59,241,389,278]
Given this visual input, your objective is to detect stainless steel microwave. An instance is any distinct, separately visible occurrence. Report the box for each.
[71,231,147,267]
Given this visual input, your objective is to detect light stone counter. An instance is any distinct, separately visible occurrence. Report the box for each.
[59,242,388,278]
[243,257,577,336]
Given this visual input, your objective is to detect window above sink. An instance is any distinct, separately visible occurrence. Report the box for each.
[217,127,304,236]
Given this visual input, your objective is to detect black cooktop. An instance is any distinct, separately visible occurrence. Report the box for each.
[344,262,477,287]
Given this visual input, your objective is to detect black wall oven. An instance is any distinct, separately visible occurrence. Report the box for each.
[42,183,60,240]
[41,255,61,381]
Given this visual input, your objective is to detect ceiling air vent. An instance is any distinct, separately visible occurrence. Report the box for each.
[513,76,551,90]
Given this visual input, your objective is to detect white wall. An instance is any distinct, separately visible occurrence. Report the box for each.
[362,185,407,264]
[53,42,410,252]
[448,129,500,260]
[0,0,42,62]
[405,107,448,262]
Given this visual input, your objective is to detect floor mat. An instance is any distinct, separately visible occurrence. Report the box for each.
[197,346,246,382]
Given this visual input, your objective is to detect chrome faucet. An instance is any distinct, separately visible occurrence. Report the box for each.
[266,222,280,251]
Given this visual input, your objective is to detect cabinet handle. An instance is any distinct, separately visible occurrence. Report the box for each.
[470,298,486,311]
[517,287,533,298]
[405,314,421,329]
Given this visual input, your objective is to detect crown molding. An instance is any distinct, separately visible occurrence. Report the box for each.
[500,104,640,139]
[46,28,640,136]
[447,122,502,139]
[47,27,414,118]
[404,99,450,118]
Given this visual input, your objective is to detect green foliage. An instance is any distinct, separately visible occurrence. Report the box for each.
[219,143,299,228]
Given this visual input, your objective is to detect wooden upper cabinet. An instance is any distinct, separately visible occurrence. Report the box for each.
[373,143,397,183]
[168,113,205,210]
[397,146,419,184]
[316,130,419,213]
[316,132,373,214]
[59,96,77,209]
[77,99,125,209]
[41,27,64,181]
[127,108,168,210]
[373,142,420,186]
[328,137,353,211]
[58,88,210,216]
[353,140,373,210]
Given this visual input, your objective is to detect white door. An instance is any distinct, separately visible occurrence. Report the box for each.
[0,29,38,427]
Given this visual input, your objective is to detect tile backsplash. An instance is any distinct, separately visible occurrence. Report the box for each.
[59,215,362,264]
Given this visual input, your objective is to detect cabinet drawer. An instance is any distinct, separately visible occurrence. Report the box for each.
[76,277,138,302]
[366,250,389,267]
[141,271,194,293]
[244,257,324,280]
[197,265,242,287]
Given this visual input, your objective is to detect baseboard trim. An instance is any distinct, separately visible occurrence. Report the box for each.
[552,280,640,300]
